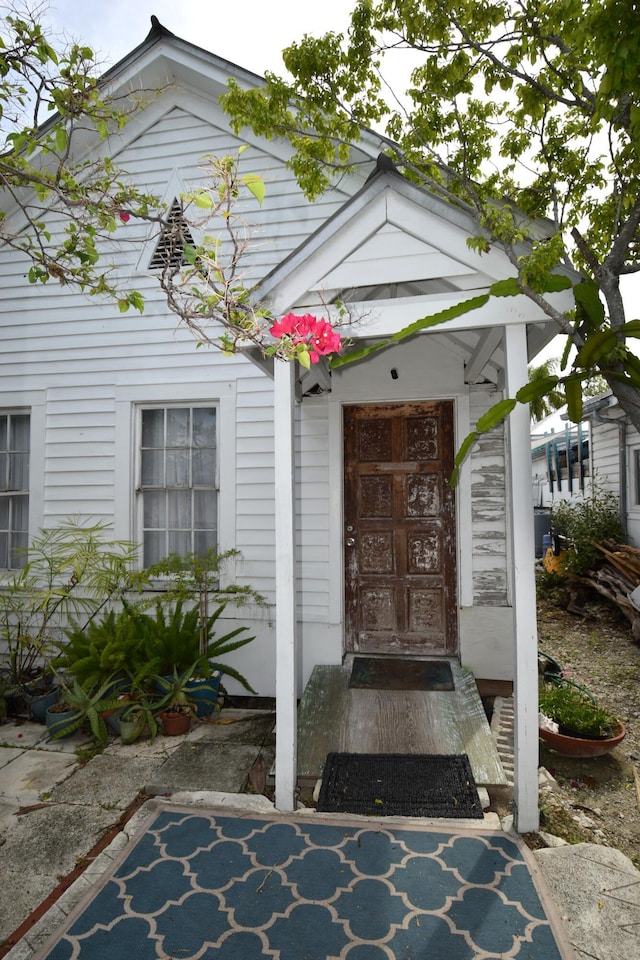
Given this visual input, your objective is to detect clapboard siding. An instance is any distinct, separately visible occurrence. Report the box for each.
[234,378,276,598]
[469,386,508,605]
[297,399,331,621]
[590,419,621,490]
[43,390,117,526]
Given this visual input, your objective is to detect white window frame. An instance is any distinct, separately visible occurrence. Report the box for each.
[0,408,31,568]
[136,403,219,566]
[114,382,237,579]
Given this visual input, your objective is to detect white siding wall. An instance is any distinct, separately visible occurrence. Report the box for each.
[590,417,622,493]
[469,385,508,605]
[0,91,363,697]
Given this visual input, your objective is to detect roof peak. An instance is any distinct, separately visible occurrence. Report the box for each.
[146,15,175,41]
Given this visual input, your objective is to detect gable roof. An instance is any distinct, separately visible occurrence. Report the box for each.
[256,168,575,382]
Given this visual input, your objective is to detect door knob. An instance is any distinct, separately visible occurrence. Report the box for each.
[346,537,355,547]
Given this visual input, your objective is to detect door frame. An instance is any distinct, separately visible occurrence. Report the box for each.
[341,399,459,658]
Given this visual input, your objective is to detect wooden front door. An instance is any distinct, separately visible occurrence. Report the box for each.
[344,401,457,656]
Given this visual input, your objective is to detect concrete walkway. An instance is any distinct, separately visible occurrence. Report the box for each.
[0,714,638,960]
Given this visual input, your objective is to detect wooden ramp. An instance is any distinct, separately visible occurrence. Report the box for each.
[295,661,508,788]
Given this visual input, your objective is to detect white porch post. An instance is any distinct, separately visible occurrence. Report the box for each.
[504,324,540,833]
[274,359,298,812]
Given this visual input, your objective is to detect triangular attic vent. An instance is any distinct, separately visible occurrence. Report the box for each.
[148,198,195,271]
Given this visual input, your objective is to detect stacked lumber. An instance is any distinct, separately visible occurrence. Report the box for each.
[569,539,640,640]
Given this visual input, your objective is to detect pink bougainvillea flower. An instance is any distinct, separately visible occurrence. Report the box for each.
[270,313,342,361]
[118,212,131,224]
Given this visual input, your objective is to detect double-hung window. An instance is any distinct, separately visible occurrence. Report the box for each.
[0,412,30,568]
[139,405,217,566]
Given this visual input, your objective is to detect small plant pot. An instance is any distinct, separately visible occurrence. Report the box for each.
[539,721,626,758]
[26,686,59,723]
[46,704,79,740]
[118,717,146,744]
[159,710,191,736]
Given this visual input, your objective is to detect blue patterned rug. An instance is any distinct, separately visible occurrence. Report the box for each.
[36,805,569,960]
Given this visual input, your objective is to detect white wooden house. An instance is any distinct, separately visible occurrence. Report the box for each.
[0,20,577,829]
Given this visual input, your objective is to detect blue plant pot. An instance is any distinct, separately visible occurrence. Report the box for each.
[45,705,78,739]
[186,673,221,718]
[26,686,59,723]
[157,671,221,718]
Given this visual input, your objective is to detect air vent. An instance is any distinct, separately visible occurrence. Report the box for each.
[149,198,195,271]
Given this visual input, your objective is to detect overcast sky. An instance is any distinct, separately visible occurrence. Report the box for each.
[44,0,353,76]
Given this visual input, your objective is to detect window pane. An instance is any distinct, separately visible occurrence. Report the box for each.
[0,453,6,491]
[10,415,29,451]
[9,452,28,490]
[141,449,164,486]
[144,531,165,566]
[0,417,6,450]
[0,532,7,568]
[193,408,216,447]
[168,530,191,556]
[10,531,28,568]
[143,489,165,528]
[194,490,217,530]
[166,408,190,446]
[142,409,164,448]
[12,494,28,532]
[192,447,215,485]
[0,498,8,528]
[194,530,217,556]
[166,449,189,486]
[168,489,191,529]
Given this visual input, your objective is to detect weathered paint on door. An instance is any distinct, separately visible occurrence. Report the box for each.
[343,401,457,656]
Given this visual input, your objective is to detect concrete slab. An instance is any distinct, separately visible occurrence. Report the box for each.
[535,842,640,960]
[193,711,275,744]
[0,748,23,770]
[0,751,77,806]
[0,803,122,939]
[147,741,266,794]
[0,723,48,749]
[48,754,162,811]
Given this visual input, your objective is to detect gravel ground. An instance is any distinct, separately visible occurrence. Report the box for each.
[535,591,640,867]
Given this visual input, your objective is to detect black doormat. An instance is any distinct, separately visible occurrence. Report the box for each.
[317,753,484,818]
[349,656,454,691]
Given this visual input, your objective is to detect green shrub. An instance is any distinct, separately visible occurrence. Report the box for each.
[539,679,614,737]
[551,484,624,576]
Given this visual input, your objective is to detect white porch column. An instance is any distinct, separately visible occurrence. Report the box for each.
[274,359,298,812]
[504,324,540,833]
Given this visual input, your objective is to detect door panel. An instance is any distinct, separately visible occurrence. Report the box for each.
[344,401,457,656]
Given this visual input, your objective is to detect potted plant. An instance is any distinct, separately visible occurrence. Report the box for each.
[143,548,268,702]
[539,677,626,757]
[0,519,145,717]
[153,662,219,736]
[46,674,125,743]
[115,693,165,743]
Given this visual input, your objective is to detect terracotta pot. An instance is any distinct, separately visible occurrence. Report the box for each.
[539,721,626,758]
[159,710,191,736]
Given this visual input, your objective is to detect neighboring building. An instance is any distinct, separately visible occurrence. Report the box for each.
[530,408,591,555]
[0,20,578,826]
[582,392,639,545]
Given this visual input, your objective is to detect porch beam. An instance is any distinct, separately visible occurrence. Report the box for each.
[504,324,540,833]
[318,290,574,338]
[274,359,298,812]
[464,327,504,384]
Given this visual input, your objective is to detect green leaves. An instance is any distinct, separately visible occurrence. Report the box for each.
[240,173,265,205]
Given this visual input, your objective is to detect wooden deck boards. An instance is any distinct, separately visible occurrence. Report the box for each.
[295,661,507,787]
